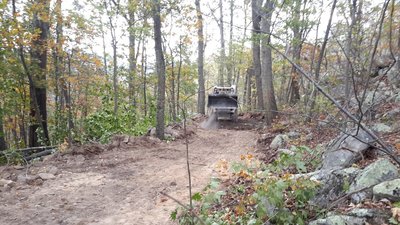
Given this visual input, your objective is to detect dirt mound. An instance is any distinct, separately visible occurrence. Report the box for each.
[67,143,105,156]
[108,135,162,150]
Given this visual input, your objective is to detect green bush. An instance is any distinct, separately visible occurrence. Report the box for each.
[172,146,321,225]
[83,104,154,143]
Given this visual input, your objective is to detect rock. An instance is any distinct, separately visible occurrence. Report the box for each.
[348,208,391,224]
[17,174,39,185]
[395,94,400,103]
[321,130,373,169]
[305,133,313,141]
[384,107,400,118]
[277,149,295,156]
[0,179,15,188]
[269,134,289,150]
[287,131,300,139]
[349,158,398,203]
[39,166,58,175]
[37,173,56,180]
[307,167,360,207]
[372,123,392,134]
[373,179,400,202]
[309,215,366,225]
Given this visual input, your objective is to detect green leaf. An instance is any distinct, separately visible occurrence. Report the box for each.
[170,209,178,220]
[192,192,202,202]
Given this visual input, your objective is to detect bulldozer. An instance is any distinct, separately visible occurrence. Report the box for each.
[207,85,238,121]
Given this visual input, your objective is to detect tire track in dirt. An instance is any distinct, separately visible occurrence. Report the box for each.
[0,124,258,225]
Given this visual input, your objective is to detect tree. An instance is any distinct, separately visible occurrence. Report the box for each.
[251,0,264,110]
[104,0,119,115]
[0,108,6,151]
[217,0,226,85]
[195,0,205,114]
[152,0,166,139]
[287,0,302,105]
[29,0,51,147]
[260,0,277,124]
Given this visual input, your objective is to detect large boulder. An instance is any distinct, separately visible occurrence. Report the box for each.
[371,123,392,134]
[347,208,391,224]
[309,215,366,225]
[321,130,373,169]
[348,158,399,203]
[373,178,400,202]
[309,167,360,207]
[269,134,289,150]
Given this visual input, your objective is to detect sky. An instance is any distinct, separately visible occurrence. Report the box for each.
[61,0,385,69]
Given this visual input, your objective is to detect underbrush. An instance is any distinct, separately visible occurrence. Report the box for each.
[172,146,322,225]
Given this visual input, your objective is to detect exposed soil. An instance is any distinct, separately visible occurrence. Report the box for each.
[0,116,261,225]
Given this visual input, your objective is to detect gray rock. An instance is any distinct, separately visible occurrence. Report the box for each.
[349,158,398,203]
[307,167,360,207]
[0,179,14,187]
[322,130,373,169]
[395,94,400,103]
[17,174,39,185]
[309,215,366,225]
[373,179,400,202]
[347,208,391,224]
[384,108,400,118]
[37,173,56,180]
[277,149,295,156]
[348,208,390,218]
[287,131,300,139]
[269,134,289,150]
[372,123,392,134]
[306,133,313,141]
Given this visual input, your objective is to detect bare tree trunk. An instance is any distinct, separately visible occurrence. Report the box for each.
[66,53,74,143]
[152,0,166,139]
[104,0,119,115]
[0,108,6,151]
[288,0,302,105]
[308,0,337,120]
[227,0,234,85]
[168,46,177,121]
[177,37,183,116]
[260,0,277,124]
[100,19,108,78]
[196,0,205,114]
[218,0,226,86]
[142,40,148,116]
[29,0,50,147]
[251,0,264,110]
[344,0,363,102]
[128,0,137,106]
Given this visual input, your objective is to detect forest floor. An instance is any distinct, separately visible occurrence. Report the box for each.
[0,115,264,225]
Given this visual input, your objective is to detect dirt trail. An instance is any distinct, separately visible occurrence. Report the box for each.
[0,119,259,225]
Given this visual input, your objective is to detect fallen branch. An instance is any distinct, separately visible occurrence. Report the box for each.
[24,149,55,161]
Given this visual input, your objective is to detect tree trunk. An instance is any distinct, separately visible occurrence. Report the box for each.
[288,0,302,105]
[177,37,183,116]
[195,0,205,114]
[29,0,50,147]
[260,0,277,124]
[152,0,166,139]
[104,0,119,115]
[218,0,226,86]
[0,108,6,151]
[128,1,137,106]
[168,46,177,121]
[227,0,234,85]
[308,0,337,119]
[251,0,264,110]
